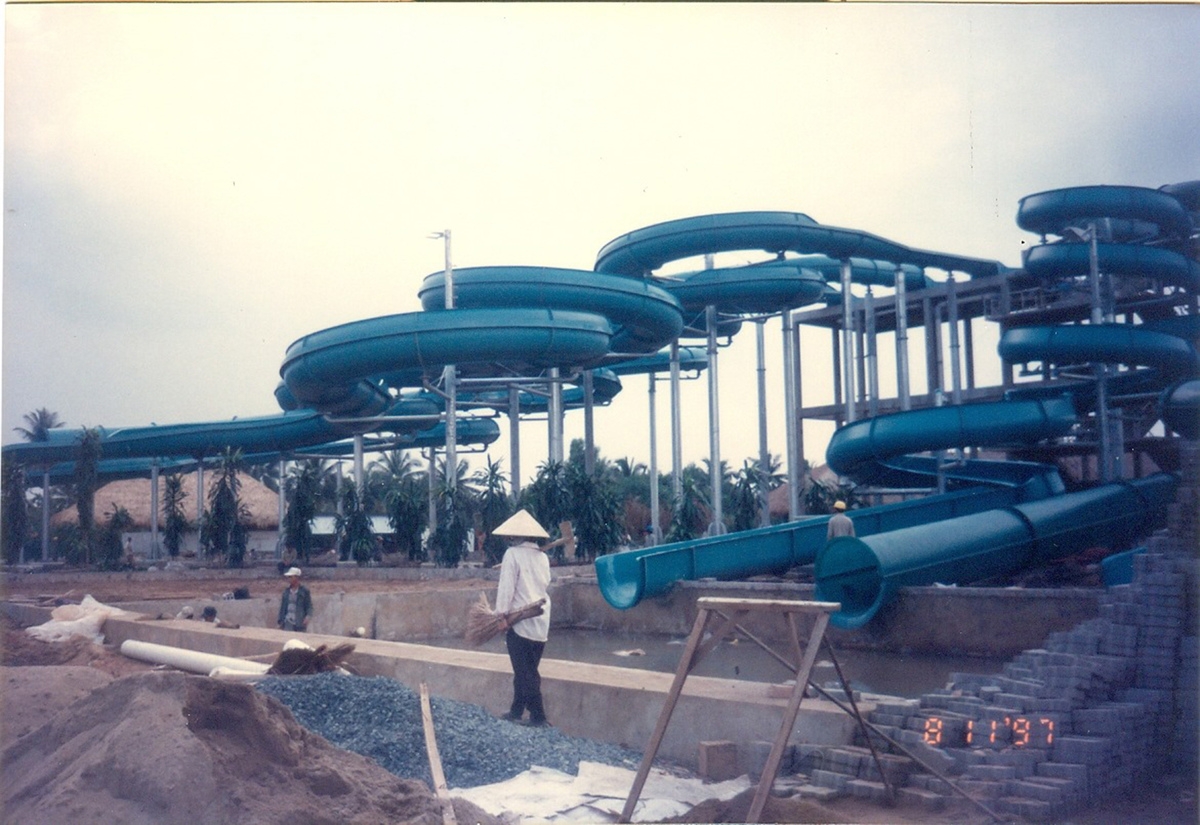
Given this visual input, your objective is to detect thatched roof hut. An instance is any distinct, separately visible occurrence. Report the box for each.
[767,464,841,519]
[51,471,280,530]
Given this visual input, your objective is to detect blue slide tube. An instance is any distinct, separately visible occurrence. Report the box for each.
[1017,185,1194,239]
[418,266,684,355]
[595,212,1006,279]
[815,474,1177,629]
[661,262,827,314]
[594,183,1194,615]
[595,484,1029,610]
[824,398,1078,488]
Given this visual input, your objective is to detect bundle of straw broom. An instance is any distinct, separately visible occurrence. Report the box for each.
[465,593,546,646]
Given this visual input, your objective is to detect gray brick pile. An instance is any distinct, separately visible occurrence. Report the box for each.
[770,448,1197,820]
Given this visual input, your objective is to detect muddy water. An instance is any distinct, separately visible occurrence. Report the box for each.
[435,628,1007,698]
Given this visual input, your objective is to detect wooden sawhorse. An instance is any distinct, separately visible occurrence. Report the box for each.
[618,597,840,824]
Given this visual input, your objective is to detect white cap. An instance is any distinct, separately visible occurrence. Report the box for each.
[492,509,549,539]
[284,566,302,577]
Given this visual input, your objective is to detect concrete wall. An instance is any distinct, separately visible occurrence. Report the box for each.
[80,567,1102,658]
[560,577,1103,658]
[97,615,862,768]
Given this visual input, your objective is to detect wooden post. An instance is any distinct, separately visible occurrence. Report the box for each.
[420,682,457,825]
[619,598,840,824]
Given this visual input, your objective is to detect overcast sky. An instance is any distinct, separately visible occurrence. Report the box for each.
[4,3,1198,485]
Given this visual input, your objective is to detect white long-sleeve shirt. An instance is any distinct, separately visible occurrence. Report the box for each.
[494,541,551,642]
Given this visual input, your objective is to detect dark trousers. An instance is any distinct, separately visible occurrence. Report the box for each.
[505,628,547,723]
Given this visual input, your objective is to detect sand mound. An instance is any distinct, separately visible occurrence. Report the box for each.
[664,786,849,823]
[1,666,115,750]
[1,670,500,825]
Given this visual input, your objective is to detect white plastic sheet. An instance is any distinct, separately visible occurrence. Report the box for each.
[25,595,137,645]
[453,760,751,824]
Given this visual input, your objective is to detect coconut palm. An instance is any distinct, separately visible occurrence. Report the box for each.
[245,460,282,494]
[367,450,424,515]
[15,408,64,442]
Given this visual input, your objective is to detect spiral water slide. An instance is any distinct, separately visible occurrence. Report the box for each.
[593,212,1014,610]
[814,183,1198,628]
[3,266,695,476]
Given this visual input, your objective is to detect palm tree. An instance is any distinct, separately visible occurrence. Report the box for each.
[74,428,101,565]
[98,503,134,570]
[368,450,424,515]
[14,408,64,442]
[729,460,767,533]
[285,460,323,564]
[565,462,623,561]
[428,479,470,568]
[385,474,427,561]
[2,458,30,564]
[612,456,647,478]
[16,407,65,563]
[203,448,249,567]
[337,482,375,565]
[521,460,570,542]
[161,473,189,558]
[665,474,709,542]
[245,460,282,494]
[472,455,511,565]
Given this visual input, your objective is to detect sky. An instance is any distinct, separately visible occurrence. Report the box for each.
[3,3,1199,488]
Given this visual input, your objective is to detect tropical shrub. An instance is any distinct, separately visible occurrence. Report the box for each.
[161,473,189,558]
[337,482,375,566]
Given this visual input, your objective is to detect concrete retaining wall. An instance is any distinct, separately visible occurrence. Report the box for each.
[560,577,1102,658]
[98,615,860,768]
[66,570,1101,658]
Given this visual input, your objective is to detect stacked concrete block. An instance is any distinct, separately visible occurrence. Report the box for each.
[793,454,1197,819]
[697,740,739,781]
[1175,634,1198,771]
[842,548,1193,818]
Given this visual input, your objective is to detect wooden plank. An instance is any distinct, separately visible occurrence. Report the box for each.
[618,606,713,823]
[746,612,831,823]
[419,682,458,825]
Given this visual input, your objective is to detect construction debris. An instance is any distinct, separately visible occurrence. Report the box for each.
[267,642,357,675]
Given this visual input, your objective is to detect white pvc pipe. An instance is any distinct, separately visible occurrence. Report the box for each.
[119,639,270,676]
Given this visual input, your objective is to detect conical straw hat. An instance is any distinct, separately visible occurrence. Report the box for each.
[492,509,549,539]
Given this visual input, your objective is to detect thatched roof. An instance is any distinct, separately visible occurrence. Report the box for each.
[767,464,840,517]
[51,471,280,531]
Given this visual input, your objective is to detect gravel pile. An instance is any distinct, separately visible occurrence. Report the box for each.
[257,672,643,789]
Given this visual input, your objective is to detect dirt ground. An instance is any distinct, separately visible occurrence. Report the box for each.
[1,568,491,606]
[2,573,1197,824]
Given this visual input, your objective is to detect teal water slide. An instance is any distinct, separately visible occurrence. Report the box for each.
[2,267,691,476]
[811,183,1197,627]
[597,185,1197,623]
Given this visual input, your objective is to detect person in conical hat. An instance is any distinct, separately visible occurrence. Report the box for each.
[493,509,552,726]
[492,509,550,540]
